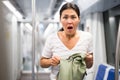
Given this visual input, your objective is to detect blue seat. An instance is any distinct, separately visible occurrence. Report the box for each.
[95,64,107,80]
[95,64,120,80]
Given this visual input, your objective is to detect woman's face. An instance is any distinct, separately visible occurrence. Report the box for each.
[60,9,80,35]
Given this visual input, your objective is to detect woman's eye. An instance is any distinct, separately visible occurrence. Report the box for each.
[62,16,77,19]
[63,16,68,19]
[71,16,76,19]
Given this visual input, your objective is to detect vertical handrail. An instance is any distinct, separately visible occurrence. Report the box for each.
[115,20,120,80]
[32,0,36,80]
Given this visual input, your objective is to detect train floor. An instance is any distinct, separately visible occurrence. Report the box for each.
[18,72,50,80]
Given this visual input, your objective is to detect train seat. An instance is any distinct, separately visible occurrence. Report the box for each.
[95,64,120,80]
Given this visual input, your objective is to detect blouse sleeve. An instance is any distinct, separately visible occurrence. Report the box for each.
[41,36,53,58]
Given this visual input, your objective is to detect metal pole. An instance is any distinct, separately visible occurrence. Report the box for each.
[115,20,120,80]
[32,0,36,80]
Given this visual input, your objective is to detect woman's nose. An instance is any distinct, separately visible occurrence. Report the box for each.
[67,18,73,23]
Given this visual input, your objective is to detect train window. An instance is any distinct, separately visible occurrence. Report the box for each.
[21,23,32,71]
[103,11,120,66]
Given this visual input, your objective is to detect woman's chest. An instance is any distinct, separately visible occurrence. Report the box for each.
[51,39,89,58]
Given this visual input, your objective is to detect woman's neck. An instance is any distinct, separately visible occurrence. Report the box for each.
[64,31,77,40]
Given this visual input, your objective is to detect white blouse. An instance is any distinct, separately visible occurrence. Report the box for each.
[42,30,93,80]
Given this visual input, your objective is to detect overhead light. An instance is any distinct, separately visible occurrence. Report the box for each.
[25,23,33,31]
[2,1,23,19]
[65,0,73,2]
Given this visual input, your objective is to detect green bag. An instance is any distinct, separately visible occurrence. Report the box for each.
[57,53,86,80]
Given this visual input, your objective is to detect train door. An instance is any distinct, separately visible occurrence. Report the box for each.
[103,5,120,80]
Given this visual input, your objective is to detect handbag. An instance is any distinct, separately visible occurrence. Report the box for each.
[57,53,86,80]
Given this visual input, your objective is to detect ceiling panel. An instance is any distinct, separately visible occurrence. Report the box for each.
[11,0,64,22]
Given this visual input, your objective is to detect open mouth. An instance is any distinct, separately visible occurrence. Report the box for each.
[67,26,73,29]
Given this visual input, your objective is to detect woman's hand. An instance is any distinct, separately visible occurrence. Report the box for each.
[40,56,60,68]
[84,53,93,68]
[50,56,61,66]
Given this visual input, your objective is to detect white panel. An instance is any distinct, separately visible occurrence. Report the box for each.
[77,0,99,12]
[0,1,20,80]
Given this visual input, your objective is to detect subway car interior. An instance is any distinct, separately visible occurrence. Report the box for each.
[0,0,120,80]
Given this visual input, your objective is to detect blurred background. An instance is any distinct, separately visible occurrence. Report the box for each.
[0,0,120,80]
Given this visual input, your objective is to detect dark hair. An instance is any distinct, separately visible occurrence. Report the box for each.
[59,2,80,18]
[59,27,64,31]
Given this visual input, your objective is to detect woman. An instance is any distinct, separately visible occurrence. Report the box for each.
[40,2,93,80]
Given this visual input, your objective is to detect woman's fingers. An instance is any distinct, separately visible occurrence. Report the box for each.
[85,53,93,68]
[51,56,60,66]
